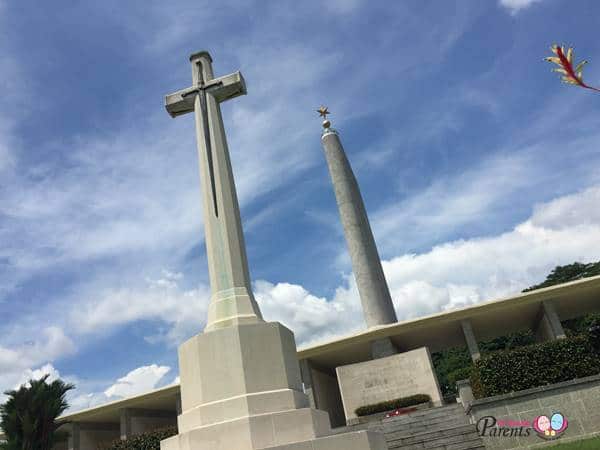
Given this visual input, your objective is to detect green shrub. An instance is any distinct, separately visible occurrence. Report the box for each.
[447,365,474,389]
[471,335,600,398]
[563,313,600,337]
[432,346,472,396]
[101,426,177,450]
[354,394,431,417]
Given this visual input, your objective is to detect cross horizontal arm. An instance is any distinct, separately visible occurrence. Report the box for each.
[165,86,198,118]
[165,71,247,118]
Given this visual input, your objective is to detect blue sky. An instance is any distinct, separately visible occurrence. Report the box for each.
[1,0,600,410]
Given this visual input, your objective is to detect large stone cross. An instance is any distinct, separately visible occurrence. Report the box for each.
[165,51,263,331]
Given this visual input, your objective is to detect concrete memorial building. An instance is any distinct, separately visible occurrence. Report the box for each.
[54,52,600,450]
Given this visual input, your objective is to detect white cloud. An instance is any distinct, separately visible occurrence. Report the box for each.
[529,187,600,229]
[67,392,107,412]
[0,327,75,402]
[14,363,62,389]
[499,0,543,15]
[69,271,210,347]
[4,361,171,413]
[66,364,172,413]
[256,279,364,346]
[104,364,170,398]
[0,327,74,374]
[383,186,600,318]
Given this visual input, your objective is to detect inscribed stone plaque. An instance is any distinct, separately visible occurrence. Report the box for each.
[336,347,443,423]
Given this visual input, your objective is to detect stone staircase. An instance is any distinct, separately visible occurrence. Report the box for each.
[335,404,485,450]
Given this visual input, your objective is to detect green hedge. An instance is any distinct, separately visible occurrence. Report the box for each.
[354,394,431,417]
[432,330,535,397]
[472,335,600,398]
[101,426,177,450]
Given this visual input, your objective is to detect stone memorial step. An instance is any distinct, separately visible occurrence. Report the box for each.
[382,417,472,438]
[386,424,479,446]
[338,404,485,450]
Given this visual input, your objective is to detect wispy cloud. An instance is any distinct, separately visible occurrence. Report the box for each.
[370,110,600,257]
[68,270,210,346]
[499,0,544,15]
[0,327,75,402]
[104,364,170,398]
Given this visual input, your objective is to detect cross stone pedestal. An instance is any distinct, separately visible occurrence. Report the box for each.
[161,321,387,450]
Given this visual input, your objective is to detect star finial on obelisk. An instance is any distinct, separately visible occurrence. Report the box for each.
[316,105,329,117]
[316,105,332,129]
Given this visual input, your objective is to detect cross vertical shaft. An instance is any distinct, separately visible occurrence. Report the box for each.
[166,51,262,331]
[193,60,220,217]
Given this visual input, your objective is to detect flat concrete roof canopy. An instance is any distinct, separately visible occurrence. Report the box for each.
[297,275,600,370]
[60,384,179,423]
[58,276,600,423]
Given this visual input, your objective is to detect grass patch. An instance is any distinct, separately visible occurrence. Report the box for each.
[546,436,600,449]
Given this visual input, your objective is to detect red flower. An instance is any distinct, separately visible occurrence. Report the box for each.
[545,45,600,92]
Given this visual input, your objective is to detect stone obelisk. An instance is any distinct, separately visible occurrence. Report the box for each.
[161,53,387,450]
[318,107,398,359]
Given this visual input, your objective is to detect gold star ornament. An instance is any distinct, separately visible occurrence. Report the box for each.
[316,105,330,118]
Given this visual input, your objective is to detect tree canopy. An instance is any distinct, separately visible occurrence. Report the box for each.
[523,261,600,292]
[0,375,74,450]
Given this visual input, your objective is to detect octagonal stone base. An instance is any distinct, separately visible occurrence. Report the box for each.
[161,321,388,450]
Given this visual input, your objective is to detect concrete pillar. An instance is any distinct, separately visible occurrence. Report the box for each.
[119,409,132,440]
[308,364,346,428]
[81,423,120,450]
[67,423,80,450]
[68,422,119,450]
[535,300,566,342]
[320,124,398,360]
[371,337,397,359]
[299,359,317,408]
[461,319,481,362]
[175,394,182,415]
[120,408,176,439]
[456,379,474,410]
